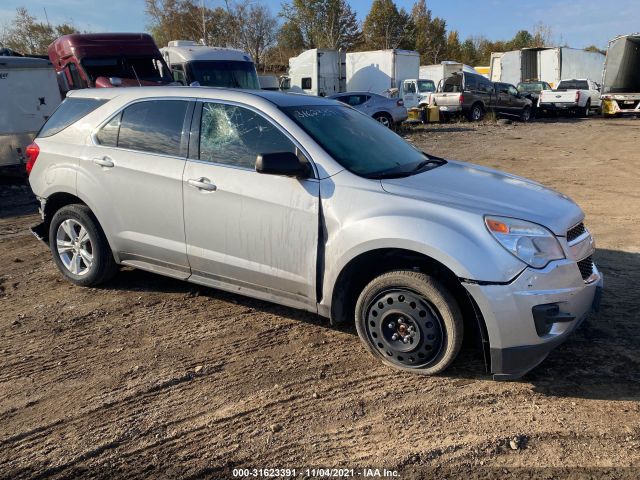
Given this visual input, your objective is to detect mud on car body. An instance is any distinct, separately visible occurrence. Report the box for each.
[27,87,603,379]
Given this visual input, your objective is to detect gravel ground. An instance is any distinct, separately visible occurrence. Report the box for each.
[0,116,639,479]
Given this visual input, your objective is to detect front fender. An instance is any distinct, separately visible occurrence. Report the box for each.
[321,213,526,313]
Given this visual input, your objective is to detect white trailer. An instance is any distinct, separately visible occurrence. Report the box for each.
[287,49,345,96]
[160,40,259,89]
[490,47,605,88]
[601,33,640,117]
[419,62,477,89]
[0,57,61,169]
[345,49,419,96]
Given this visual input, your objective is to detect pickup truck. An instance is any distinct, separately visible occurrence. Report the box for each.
[432,72,532,121]
[538,79,602,117]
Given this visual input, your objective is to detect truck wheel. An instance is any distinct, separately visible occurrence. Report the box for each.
[467,103,484,121]
[373,112,393,128]
[355,270,463,375]
[49,204,118,287]
[520,106,532,122]
[581,100,591,118]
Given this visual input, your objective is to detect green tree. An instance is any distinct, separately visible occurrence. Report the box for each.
[280,0,360,50]
[362,0,412,50]
[411,0,431,61]
[507,30,534,50]
[232,2,278,67]
[459,38,478,66]
[445,30,462,62]
[1,7,78,55]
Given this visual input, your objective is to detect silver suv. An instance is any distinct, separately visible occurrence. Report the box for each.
[27,87,603,379]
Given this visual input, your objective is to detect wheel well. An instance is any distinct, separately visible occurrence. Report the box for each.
[330,248,490,369]
[42,192,86,234]
[373,111,392,119]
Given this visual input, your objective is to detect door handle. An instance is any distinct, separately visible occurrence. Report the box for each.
[92,157,114,168]
[187,177,217,191]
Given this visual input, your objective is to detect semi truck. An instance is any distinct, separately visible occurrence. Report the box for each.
[490,47,605,89]
[346,49,420,97]
[48,33,173,92]
[601,33,640,117]
[0,56,61,170]
[283,48,345,96]
[160,40,259,89]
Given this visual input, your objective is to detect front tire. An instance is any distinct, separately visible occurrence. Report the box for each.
[49,204,118,286]
[520,106,532,122]
[355,271,463,375]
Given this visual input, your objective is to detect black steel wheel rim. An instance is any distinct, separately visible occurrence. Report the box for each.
[363,288,444,368]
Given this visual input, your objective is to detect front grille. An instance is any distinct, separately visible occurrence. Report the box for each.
[578,256,594,281]
[567,222,586,242]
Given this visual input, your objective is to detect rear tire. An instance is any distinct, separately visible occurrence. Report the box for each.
[467,103,484,121]
[580,100,591,118]
[373,112,394,129]
[355,270,464,375]
[49,204,118,287]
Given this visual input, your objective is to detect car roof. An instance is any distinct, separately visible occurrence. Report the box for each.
[329,91,384,98]
[67,86,340,107]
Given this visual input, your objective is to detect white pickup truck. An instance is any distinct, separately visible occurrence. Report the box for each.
[538,79,602,117]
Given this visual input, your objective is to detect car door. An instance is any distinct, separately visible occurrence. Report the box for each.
[84,98,193,278]
[507,84,523,113]
[182,100,319,309]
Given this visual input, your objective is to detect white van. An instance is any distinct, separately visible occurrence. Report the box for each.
[160,40,259,89]
[0,57,61,169]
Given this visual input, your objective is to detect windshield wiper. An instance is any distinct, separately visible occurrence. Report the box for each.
[365,155,446,179]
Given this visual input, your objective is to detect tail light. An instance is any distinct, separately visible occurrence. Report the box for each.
[25,142,40,175]
[575,91,580,103]
[459,94,464,104]
[396,99,404,107]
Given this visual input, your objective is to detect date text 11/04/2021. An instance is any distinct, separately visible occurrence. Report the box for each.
[231,468,400,477]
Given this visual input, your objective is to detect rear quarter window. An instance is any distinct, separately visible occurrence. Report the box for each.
[38,97,107,138]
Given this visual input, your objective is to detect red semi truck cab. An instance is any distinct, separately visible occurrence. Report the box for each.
[48,33,173,91]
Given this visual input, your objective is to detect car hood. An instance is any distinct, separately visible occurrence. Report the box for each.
[380,160,583,235]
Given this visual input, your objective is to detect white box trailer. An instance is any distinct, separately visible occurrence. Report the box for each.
[0,57,61,168]
[287,49,345,96]
[601,33,640,117]
[490,47,605,88]
[420,62,477,89]
[346,49,419,95]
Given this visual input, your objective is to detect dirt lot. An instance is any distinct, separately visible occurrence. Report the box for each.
[1,117,639,479]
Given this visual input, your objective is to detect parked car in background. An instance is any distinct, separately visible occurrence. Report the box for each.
[48,33,173,92]
[329,92,407,127]
[601,33,640,117]
[517,80,552,106]
[27,87,602,380]
[161,40,259,89]
[432,72,531,121]
[0,56,61,171]
[538,79,602,117]
[494,82,533,121]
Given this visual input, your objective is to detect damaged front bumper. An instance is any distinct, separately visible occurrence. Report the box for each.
[464,259,603,380]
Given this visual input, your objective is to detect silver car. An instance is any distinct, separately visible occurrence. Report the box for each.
[329,92,408,128]
[27,87,602,379]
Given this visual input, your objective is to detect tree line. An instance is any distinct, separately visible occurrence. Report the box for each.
[2,1,604,71]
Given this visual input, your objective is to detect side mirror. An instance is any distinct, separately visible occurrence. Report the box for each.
[56,71,70,93]
[255,152,310,178]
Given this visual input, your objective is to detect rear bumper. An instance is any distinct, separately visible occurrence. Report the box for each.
[539,102,579,111]
[464,259,603,380]
[438,105,462,113]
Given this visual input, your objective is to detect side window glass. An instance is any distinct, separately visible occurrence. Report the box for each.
[508,86,519,96]
[199,103,295,169]
[465,75,478,91]
[96,112,122,147]
[118,100,188,156]
[301,77,312,90]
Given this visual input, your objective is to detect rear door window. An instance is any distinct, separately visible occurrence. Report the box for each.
[117,100,189,156]
[38,97,107,138]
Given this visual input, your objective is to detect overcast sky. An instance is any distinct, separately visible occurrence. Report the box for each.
[2,0,638,50]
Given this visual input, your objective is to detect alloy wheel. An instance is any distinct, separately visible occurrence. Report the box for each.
[56,219,93,276]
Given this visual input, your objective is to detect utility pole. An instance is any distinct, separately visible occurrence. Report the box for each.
[201,0,206,45]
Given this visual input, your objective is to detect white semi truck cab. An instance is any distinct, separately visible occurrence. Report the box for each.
[161,40,259,89]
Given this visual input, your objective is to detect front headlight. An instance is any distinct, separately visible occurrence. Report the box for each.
[485,216,565,268]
